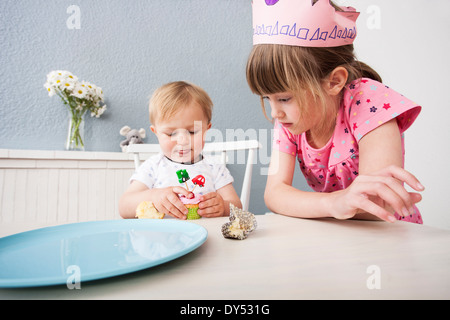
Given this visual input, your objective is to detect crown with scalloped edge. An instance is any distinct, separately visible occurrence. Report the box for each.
[252,0,360,48]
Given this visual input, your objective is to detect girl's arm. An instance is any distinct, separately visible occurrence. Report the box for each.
[350,118,423,220]
[265,119,424,222]
[118,181,191,219]
[198,184,242,217]
[264,149,334,218]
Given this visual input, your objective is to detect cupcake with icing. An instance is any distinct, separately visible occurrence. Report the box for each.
[179,194,202,220]
[175,170,205,220]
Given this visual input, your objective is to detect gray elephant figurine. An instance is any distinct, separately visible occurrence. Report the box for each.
[119,126,146,152]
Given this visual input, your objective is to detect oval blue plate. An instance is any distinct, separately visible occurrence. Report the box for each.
[0,219,207,288]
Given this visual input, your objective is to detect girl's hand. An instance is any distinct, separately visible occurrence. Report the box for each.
[198,192,225,218]
[152,187,192,219]
[330,165,424,222]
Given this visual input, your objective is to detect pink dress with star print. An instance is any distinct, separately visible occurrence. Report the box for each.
[273,78,423,223]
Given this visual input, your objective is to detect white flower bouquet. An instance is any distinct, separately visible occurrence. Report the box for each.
[44,70,107,150]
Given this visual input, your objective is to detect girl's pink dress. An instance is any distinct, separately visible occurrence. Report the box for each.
[273,78,422,223]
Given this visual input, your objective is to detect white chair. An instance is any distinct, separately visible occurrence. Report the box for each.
[126,140,261,211]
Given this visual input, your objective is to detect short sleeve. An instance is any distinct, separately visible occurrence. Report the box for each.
[273,119,299,156]
[344,79,421,142]
[210,162,234,190]
[129,154,159,189]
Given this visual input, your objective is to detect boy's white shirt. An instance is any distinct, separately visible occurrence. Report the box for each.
[130,152,234,195]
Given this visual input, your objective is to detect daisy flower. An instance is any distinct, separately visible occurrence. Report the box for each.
[44,70,107,150]
[71,84,87,99]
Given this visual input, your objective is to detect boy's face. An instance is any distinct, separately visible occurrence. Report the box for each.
[151,102,211,163]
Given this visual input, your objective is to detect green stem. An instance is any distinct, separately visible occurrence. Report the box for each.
[58,89,87,150]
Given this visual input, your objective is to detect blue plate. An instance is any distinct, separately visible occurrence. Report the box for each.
[0,219,207,288]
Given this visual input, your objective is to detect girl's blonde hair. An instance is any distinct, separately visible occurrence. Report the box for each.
[246,43,381,137]
[149,81,213,125]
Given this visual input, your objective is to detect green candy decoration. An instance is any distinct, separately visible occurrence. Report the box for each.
[176,169,190,183]
[176,169,191,191]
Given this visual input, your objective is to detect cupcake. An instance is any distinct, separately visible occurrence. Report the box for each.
[179,194,202,220]
[135,201,165,219]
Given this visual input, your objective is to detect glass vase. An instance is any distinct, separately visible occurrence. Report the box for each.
[66,109,86,151]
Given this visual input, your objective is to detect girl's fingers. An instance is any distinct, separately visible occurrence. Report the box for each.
[352,181,400,217]
[349,180,402,219]
[409,192,422,204]
[379,165,425,192]
[360,176,416,216]
[354,194,396,222]
[335,166,424,222]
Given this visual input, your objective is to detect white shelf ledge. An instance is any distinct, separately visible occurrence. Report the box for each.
[0,148,133,160]
[0,149,135,169]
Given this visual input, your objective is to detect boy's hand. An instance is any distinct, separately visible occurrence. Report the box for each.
[198,192,225,217]
[152,187,192,219]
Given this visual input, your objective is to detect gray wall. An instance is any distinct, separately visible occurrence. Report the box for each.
[0,0,285,215]
[1,1,449,227]
[0,0,263,151]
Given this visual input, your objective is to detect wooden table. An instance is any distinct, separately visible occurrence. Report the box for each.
[1,214,449,300]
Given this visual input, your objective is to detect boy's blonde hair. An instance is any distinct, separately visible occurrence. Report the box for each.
[246,44,382,138]
[149,81,213,125]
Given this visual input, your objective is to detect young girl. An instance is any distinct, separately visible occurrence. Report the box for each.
[246,0,424,223]
[119,81,242,219]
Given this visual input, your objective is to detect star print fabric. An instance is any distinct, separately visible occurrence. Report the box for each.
[273,78,422,223]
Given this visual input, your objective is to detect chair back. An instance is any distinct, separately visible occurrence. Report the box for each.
[126,140,261,211]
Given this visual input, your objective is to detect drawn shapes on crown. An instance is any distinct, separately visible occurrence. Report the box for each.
[252,0,360,48]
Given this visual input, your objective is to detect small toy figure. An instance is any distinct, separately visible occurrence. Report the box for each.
[119,126,146,152]
[191,175,205,192]
[176,169,191,190]
[176,169,190,183]
[175,171,206,193]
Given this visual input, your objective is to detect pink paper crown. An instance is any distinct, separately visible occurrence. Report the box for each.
[252,0,360,47]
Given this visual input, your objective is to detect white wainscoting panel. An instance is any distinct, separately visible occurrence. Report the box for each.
[0,149,142,224]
